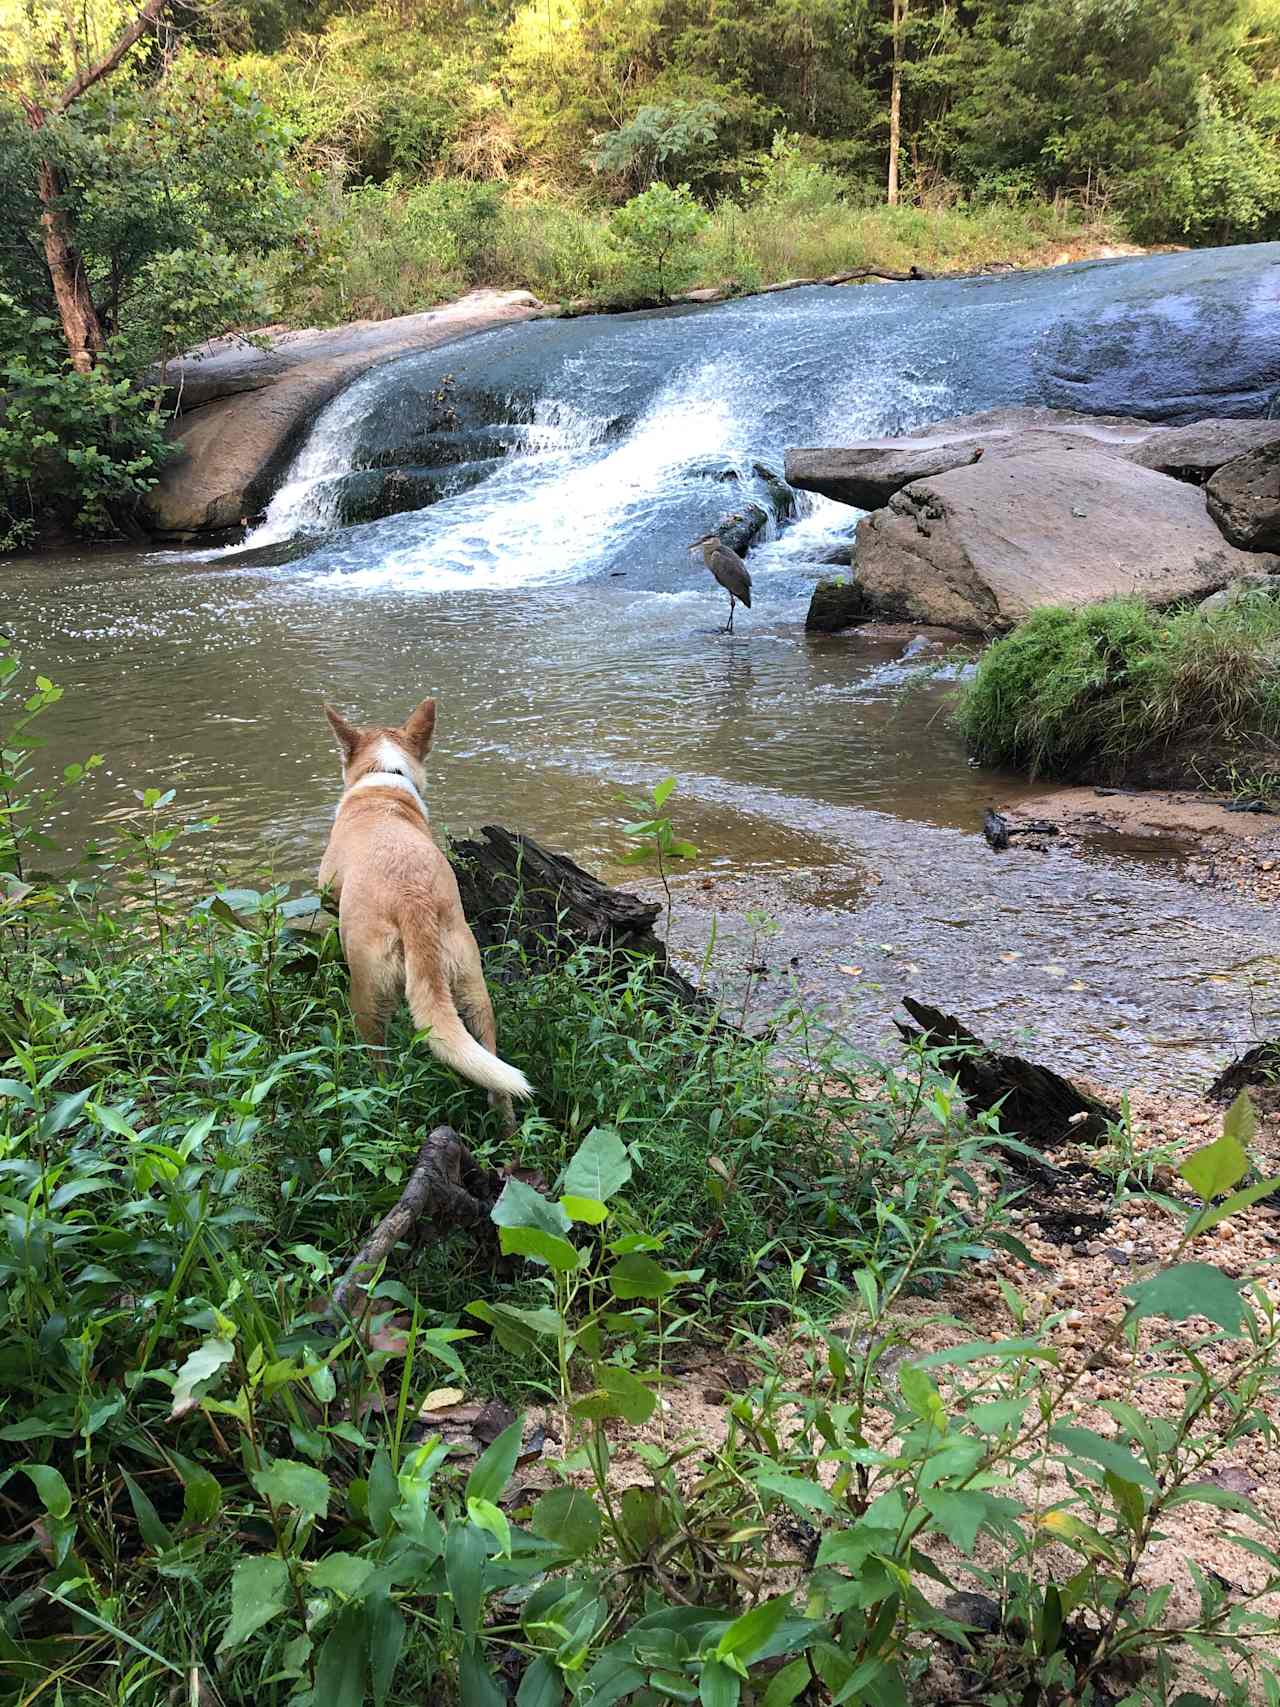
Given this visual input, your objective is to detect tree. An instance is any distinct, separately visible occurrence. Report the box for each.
[7,0,168,370]
[608,181,708,301]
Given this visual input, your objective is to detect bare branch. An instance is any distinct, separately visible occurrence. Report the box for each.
[54,0,168,113]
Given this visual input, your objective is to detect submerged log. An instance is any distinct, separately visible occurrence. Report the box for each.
[894,996,1118,1144]
[450,824,706,1006]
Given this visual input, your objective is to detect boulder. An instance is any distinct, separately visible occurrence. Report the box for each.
[853,444,1276,633]
[1197,571,1280,615]
[785,407,1158,509]
[145,289,543,538]
[806,579,869,633]
[1127,418,1280,485]
[1206,440,1280,551]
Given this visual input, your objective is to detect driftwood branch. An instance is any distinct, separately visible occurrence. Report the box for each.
[450,825,708,1008]
[330,1125,494,1318]
[895,997,1118,1145]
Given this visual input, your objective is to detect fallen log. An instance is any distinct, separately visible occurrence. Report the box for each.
[330,1125,497,1318]
[450,825,706,1006]
[894,996,1118,1144]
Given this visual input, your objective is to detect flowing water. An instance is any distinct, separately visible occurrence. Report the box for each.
[8,246,1280,1088]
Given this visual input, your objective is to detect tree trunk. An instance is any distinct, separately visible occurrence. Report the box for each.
[19,0,168,373]
[33,152,104,374]
[887,0,908,206]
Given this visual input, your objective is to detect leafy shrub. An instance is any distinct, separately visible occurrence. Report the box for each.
[0,297,171,549]
[589,100,726,193]
[607,180,709,302]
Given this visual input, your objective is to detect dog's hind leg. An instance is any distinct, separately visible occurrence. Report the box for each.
[451,939,517,1135]
[347,948,401,1055]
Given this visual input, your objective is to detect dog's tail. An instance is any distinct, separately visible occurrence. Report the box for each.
[404,955,532,1101]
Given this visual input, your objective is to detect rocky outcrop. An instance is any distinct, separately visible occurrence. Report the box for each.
[1197,572,1280,614]
[1127,418,1280,484]
[785,407,1158,509]
[1206,440,1280,551]
[852,445,1274,633]
[145,289,543,539]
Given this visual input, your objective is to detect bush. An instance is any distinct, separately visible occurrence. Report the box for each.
[957,596,1280,792]
[0,297,172,549]
[607,180,708,302]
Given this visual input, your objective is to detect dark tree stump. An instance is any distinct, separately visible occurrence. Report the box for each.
[450,825,706,1007]
[894,997,1118,1145]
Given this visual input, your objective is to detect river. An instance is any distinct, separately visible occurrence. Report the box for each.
[7,245,1279,1089]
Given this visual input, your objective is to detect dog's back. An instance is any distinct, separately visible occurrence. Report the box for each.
[319,700,531,1115]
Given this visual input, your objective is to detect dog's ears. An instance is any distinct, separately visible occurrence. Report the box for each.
[400,698,437,758]
[323,703,360,763]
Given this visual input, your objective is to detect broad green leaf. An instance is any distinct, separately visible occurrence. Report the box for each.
[368,1589,406,1707]
[25,1464,71,1519]
[699,1659,742,1707]
[491,1176,570,1236]
[1180,1131,1249,1202]
[517,1654,566,1707]
[459,1644,507,1706]
[1037,1508,1118,1561]
[251,1459,331,1519]
[1049,1425,1159,1491]
[446,1521,489,1636]
[168,1451,222,1526]
[572,1364,656,1425]
[920,1489,1016,1551]
[762,1658,812,1707]
[898,1363,946,1429]
[217,1555,290,1655]
[368,1447,397,1539]
[1125,1263,1246,1334]
[561,1194,608,1224]
[1164,1482,1262,1520]
[1104,1471,1147,1538]
[499,1225,581,1272]
[310,1553,374,1597]
[123,1472,174,1553]
[563,1127,632,1203]
[170,1337,234,1418]
[917,1337,1057,1368]
[1038,1582,1064,1657]
[754,1472,837,1518]
[466,1416,524,1505]
[467,1497,512,1557]
[465,1299,563,1355]
[314,1602,368,1707]
[532,1486,603,1557]
[609,1252,675,1300]
[716,1594,791,1663]
[652,776,676,808]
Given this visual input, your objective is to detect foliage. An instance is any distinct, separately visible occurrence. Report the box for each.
[589,100,727,194]
[957,596,1280,791]
[4,641,1280,1701]
[607,182,709,302]
[0,295,171,546]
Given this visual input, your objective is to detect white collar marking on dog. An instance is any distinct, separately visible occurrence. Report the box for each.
[340,741,429,821]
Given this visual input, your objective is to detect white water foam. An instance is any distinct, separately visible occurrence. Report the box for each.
[305,357,747,592]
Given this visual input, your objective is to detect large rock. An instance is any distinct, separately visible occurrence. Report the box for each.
[853,444,1275,633]
[146,289,543,538]
[1127,418,1280,484]
[785,407,1158,509]
[1206,440,1280,551]
[1032,248,1280,419]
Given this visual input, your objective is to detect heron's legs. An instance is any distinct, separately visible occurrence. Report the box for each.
[723,593,736,634]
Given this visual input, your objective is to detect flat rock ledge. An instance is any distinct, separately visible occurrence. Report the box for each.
[792,408,1280,634]
[145,289,543,539]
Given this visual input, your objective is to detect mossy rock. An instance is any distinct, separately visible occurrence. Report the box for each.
[806,578,869,633]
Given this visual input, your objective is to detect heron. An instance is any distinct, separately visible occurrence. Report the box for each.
[689,533,753,633]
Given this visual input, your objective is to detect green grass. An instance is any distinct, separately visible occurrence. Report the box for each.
[957,595,1280,794]
[269,177,1105,324]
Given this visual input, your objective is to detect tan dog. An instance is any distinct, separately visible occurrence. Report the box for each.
[319,698,531,1130]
